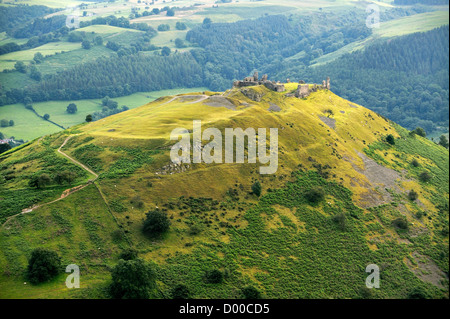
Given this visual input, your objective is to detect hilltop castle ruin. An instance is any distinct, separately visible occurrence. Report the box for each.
[234,72,330,99]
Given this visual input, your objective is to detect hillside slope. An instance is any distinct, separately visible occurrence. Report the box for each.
[0,84,448,298]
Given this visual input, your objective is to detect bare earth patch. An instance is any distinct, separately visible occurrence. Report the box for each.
[268,103,281,112]
[319,116,336,130]
[405,252,447,288]
[204,96,237,110]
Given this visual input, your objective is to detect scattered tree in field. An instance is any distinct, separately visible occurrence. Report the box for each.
[82,40,91,49]
[386,134,395,145]
[419,171,432,183]
[411,158,420,167]
[43,113,50,120]
[0,119,8,127]
[166,8,175,16]
[86,114,93,122]
[8,120,14,126]
[408,189,418,201]
[161,46,171,56]
[205,269,223,284]
[392,217,409,230]
[33,52,44,64]
[54,171,76,185]
[119,249,138,261]
[241,286,261,299]
[203,18,212,25]
[26,248,61,284]
[143,209,170,238]
[332,212,347,231]
[304,187,325,204]
[152,8,160,14]
[29,173,51,189]
[171,284,190,299]
[438,135,449,149]
[29,66,42,81]
[411,127,426,137]
[175,22,187,30]
[14,61,27,73]
[175,38,186,48]
[94,36,103,45]
[66,103,78,114]
[109,259,156,299]
[251,180,262,197]
[157,24,170,31]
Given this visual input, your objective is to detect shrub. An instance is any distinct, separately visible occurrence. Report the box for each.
[171,284,190,299]
[407,287,430,299]
[26,248,61,284]
[392,217,408,230]
[412,127,426,138]
[419,171,432,183]
[386,134,395,145]
[205,269,223,284]
[143,209,170,238]
[411,158,420,167]
[251,181,262,197]
[408,190,418,201]
[304,187,324,204]
[241,286,261,299]
[109,259,156,299]
[119,249,138,261]
[29,173,51,189]
[332,213,347,231]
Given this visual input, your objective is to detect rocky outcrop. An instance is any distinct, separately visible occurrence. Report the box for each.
[241,87,265,102]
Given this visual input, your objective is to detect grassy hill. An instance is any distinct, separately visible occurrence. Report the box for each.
[0,84,448,298]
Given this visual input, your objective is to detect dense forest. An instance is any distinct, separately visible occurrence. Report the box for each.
[0,5,59,35]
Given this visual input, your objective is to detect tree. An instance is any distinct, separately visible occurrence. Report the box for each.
[205,269,223,284]
[0,119,8,127]
[171,284,190,299]
[175,22,187,30]
[419,171,432,183]
[392,217,409,230]
[175,38,186,48]
[29,66,42,81]
[0,143,11,154]
[119,249,138,261]
[438,135,449,148]
[412,127,426,137]
[251,181,262,197]
[304,187,325,204]
[411,158,420,167]
[8,120,14,126]
[161,46,171,56]
[33,52,44,64]
[109,259,156,299]
[203,18,212,25]
[82,40,91,49]
[143,209,170,238]
[86,114,93,122]
[29,173,52,189]
[166,8,175,16]
[26,248,61,284]
[386,134,395,145]
[66,103,78,114]
[152,8,160,15]
[14,61,27,73]
[94,36,103,45]
[241,286,261,299]
[408,189,418,201]
[157,24,170,31]
[54,171,76,185]
[43,113,50,120]
[332,212,347,231]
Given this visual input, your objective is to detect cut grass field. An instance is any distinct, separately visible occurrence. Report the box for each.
[0,87,208,141]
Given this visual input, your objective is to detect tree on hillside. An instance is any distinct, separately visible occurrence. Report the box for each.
[26,248,61,284]
[203,18,212,25]
[143,209,170,238]
[14,61,26,73]
[33,52,44,64]
[305,187,325,204]
[0,143,11,154]
[85,114,93,122]
[438,135,449,149]
[171,284,190,299]
[152,8,160,15]
[29,66,42,81]
[175,22,187,30]
[43,113,50,120]
[166,8,175,16]
[66,103,78,114]
[29,173,52,189]
[241,286,261,299]
[8,120,14,126]
[252,181,262,197]
[109,259,156,299]
[412,127,426,137]
[94,36,103,45]
[161,46,171,56]
[386,134,395,145]
[82,40,91,49]
[0,119,8,127]
[175,38,186,48]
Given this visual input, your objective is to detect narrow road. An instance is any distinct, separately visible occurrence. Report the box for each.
[1,135,98,228]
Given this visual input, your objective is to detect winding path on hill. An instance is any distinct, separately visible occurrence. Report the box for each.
[1,135,98,229]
